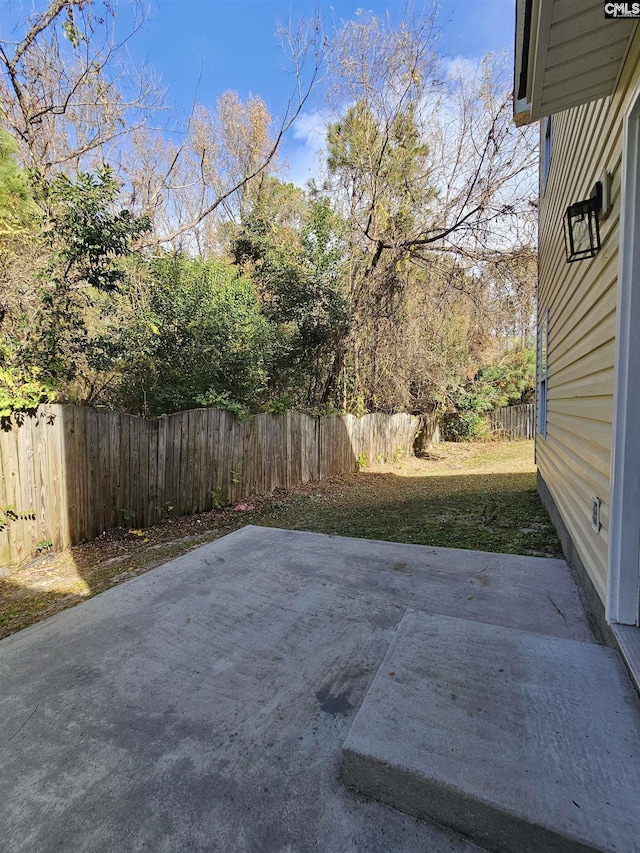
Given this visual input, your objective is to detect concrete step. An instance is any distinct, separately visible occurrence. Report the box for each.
[341,610,640,853]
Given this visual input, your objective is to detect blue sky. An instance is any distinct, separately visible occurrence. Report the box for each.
[137,1,515,116]
[3,1,516,184]
[129,0,516,184]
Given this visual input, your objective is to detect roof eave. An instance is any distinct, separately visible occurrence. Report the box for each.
[514,0,638,126]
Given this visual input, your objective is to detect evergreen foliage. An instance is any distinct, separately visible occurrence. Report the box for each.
[113,255,272,416]
[0,131,36,236]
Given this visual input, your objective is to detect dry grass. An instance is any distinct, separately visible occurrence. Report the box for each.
[0,440,561,639]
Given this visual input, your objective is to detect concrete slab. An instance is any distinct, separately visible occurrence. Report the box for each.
[0,527,594,852]
[342,610,640,853]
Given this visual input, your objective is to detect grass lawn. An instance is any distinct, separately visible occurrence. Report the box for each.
[0,440,562,639]
[262,441,559,557]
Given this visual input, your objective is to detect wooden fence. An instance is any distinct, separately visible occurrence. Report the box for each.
[0,406,430,567]
[486,404,535,440]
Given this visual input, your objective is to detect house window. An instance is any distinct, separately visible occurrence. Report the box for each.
[538,309,549,438]
[542,116,553,192]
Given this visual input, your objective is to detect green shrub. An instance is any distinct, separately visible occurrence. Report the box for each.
[443,411,488,442]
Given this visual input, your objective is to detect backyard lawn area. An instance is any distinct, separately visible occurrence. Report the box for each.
[0,440,562,639]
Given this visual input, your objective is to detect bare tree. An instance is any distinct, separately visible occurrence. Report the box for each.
[0,2,325,252]
[120,93,280,254]
[0,0,161,175]
[132,17,326,250]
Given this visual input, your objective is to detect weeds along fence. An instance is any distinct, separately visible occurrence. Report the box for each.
[0,405,435,567]
[486,404,535,440]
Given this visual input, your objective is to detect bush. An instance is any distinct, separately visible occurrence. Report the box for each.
[442,410,488,442]
[115,254,272,415]
[444,346,535,441]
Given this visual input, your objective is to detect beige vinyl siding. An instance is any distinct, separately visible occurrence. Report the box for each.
[537,30,640,604]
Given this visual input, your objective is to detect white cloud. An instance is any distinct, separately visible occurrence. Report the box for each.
[292,109,329,146]
[285,108,332,188]
[444,55,484,83]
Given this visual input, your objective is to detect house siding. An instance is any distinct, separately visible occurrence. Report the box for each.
[537,30,640,606]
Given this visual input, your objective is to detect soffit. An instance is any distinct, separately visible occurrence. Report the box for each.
[514,0,637,125]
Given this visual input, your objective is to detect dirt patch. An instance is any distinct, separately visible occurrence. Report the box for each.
[1,440,561,640]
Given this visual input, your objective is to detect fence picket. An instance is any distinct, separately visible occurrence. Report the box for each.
[1,405,434,566]
[487,404,535,440]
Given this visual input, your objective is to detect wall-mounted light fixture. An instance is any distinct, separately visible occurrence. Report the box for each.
[564,181,603,263]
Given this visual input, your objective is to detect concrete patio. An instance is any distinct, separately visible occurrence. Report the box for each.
[0,526,638,852]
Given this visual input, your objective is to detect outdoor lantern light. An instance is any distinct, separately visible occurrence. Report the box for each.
[564,181,602,263]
